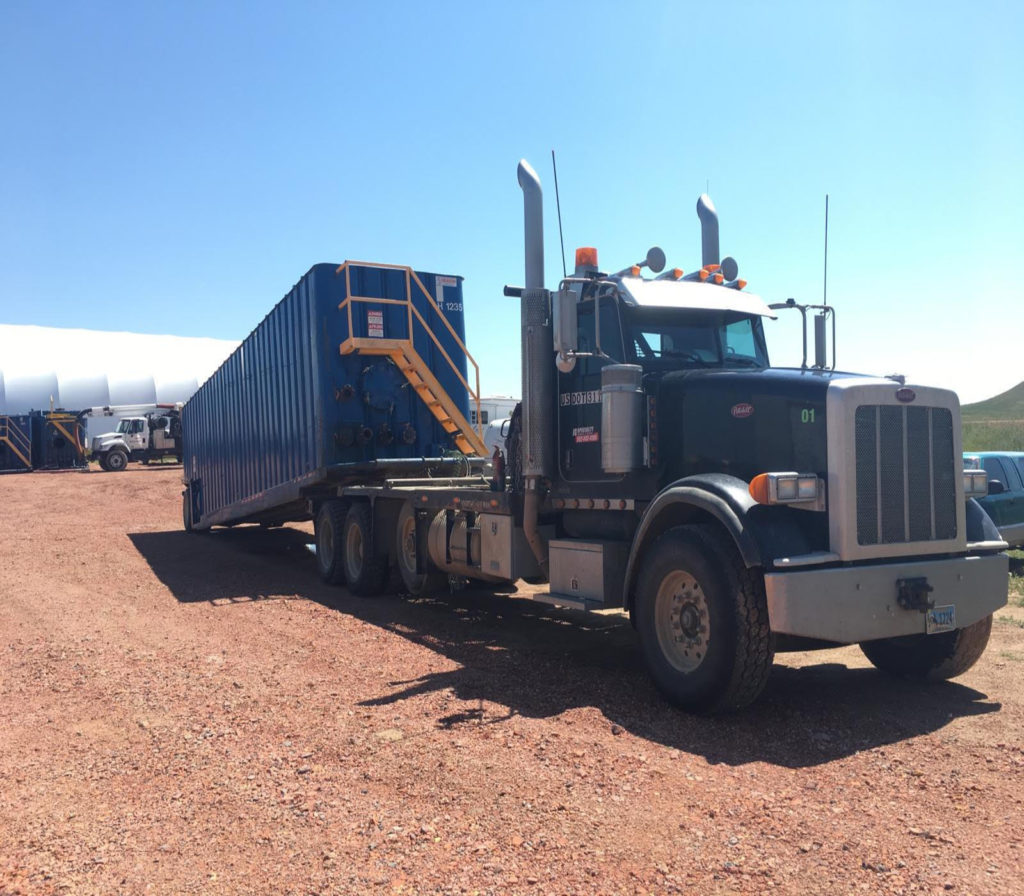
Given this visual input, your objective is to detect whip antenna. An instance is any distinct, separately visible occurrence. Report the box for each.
[551,150,567,279]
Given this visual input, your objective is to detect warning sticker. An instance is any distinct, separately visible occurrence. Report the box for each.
[573,425,599,444]
[367,310,384,338]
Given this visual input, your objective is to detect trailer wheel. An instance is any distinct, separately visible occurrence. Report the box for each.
[182,487,206,534]
[859,614,993,681]
[315,500,349,585]
[342,502,388,596]
[396,501,447,596]
[635,525,773,713]
[106,448,129,472]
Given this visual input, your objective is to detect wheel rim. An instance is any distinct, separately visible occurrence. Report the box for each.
[345,518,364,577]
[654,570,710,673]
[109,453,126,470]
[318,514,335,570]
[398,513,417,576]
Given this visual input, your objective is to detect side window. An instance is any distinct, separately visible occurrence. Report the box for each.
[982,457,1010,487]
[1015,458,1024,488]
[576,297,624,376]
[999,457,1023,490]
[723,319,757,358]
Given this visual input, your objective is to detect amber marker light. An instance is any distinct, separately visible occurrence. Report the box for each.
[698,270,710,281]
[630,265,641,276]
[704,263,721,273]
[749,473,772,504]
[737,279,747,290]
[672,268,684,279]
[712,272,724,284]
[575,247,598,268]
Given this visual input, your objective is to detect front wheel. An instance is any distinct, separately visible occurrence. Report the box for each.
[106,448,129,472]
[634,525,774,714]
[859,615,993,680]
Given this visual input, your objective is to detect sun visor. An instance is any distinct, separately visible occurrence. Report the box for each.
[616,278,777,319]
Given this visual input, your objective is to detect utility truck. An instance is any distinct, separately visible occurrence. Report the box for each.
[89,404,182,471]
[181,160,1007,712]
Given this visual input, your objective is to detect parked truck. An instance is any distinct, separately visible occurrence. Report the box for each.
[89,404,183,471]
[181,160,1007,712]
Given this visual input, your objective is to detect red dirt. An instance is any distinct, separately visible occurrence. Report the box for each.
[2,467,1023,895]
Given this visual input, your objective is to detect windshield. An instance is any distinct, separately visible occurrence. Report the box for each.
[116,419,131,434]
[625,307,769,370]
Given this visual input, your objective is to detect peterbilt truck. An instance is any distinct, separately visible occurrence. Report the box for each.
[182,160,1007,712]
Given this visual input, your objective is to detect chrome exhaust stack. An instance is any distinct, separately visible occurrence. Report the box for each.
[696,193,720,268]
[516,159,553,578]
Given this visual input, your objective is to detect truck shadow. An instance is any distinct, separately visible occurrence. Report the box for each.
[129,526,1001,769]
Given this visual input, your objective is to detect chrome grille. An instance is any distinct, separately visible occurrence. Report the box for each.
[854,405,956,545]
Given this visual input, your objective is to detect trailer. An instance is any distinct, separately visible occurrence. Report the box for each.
[0,410,88,472]
[182,161,1007,713]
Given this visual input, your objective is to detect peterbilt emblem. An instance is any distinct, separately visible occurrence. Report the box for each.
[896,388,916,403]
[731,403,754,418]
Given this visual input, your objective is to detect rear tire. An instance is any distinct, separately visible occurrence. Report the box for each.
[635,525,773,713]
[395,500,447,596]
[315,500,349,585]
[860,615,993,680]
[342,502,388,596]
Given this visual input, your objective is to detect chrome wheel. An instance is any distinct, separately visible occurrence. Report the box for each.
[654,569,710,673]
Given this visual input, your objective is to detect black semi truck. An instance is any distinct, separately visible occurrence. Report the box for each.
[183,160,1007,712]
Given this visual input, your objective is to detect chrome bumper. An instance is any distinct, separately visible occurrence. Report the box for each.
[764,553,1008,643]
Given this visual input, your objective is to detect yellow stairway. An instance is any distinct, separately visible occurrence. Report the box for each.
[0,416,32,470]
[336,261,486,457]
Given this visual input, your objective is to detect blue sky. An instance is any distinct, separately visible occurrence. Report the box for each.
[2,0,1021,403]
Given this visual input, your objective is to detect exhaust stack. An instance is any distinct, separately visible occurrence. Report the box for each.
[696,194,720,268]
[516,159,553,579]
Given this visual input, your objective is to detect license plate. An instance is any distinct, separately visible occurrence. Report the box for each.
[926,604,956,634]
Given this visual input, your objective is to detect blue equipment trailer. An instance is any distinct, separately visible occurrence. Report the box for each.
[181,261,486,531]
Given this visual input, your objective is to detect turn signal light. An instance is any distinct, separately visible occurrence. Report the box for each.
[698,269,710,281]
[712,272,724,284]
[704,263,721,273]
[575,247,598,268]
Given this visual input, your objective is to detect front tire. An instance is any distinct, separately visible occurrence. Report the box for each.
[635,525,773,713]
[106,448,128,472]
[860,615,993,680]
[315,500,349,585]
[342,502,387,596]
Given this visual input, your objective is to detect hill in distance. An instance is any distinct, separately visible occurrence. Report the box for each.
[961,381,1024,422]
[961,381,1024,452]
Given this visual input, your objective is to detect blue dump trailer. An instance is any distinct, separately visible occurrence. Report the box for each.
[182,261,487,531]
[0,411,87,472]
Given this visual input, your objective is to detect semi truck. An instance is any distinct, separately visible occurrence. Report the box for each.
[181,160,1007,712]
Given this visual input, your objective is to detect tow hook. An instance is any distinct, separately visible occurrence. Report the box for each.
[897,577,934,612]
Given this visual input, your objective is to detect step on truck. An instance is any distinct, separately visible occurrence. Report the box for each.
[181,160,1008,712]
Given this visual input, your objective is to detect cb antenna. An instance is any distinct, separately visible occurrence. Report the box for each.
[823,194,829,305]
[552,150,567,279]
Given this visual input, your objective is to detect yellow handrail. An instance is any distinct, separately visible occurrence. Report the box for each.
[0,416,33,469]
[334,261,483,439]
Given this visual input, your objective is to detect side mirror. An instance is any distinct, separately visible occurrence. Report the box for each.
[553,288,578,373]
[988,479,1005,495]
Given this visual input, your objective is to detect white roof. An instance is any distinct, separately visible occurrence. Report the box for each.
[615,277,777,318]
[0,324,238,414]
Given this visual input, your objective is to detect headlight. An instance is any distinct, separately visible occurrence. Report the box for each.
[749,472,825,511]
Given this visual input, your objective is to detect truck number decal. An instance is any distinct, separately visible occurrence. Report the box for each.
[801,408,816,424]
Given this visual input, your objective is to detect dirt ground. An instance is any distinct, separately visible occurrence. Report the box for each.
[1,467,1022,896]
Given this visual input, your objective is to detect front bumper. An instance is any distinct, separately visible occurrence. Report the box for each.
[764,553,1008,643]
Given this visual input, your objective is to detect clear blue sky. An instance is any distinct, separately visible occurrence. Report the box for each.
[2,1,1021,403]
